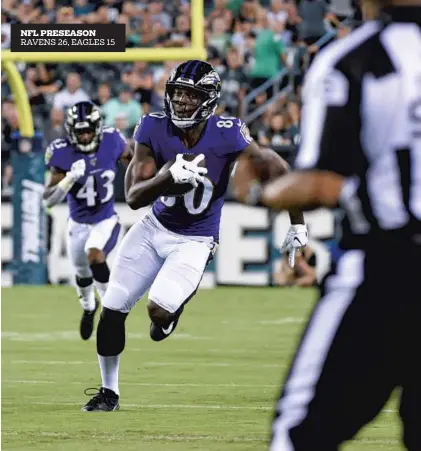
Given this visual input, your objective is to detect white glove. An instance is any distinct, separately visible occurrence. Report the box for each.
[67,159,86,182]
[169,154,208,188]
[280,224,308,268]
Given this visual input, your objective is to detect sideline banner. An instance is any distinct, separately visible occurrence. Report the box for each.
[11,133,48,284]
[2,196,338,287]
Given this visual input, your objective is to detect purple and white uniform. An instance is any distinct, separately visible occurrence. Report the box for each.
[101,112,253,315]
[45,126,125,278]
[134,112,252,241]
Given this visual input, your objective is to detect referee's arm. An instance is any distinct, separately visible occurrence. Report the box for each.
[261,57,361,211]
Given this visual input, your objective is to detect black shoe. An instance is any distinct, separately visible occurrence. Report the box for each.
[79,298,99,340]
[149,319,179,342]
[149,306,184,342]
[81,387,120,412]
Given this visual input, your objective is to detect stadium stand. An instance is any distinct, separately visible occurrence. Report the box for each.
[1,0,362,199]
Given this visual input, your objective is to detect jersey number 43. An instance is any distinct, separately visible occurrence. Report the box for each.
[76,170,115,207]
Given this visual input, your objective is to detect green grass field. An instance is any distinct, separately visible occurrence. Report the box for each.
[2,286,401,451]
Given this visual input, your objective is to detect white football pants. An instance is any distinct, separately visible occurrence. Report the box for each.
[102,211,216,314]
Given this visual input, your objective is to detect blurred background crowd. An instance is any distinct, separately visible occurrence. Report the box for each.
[1,0,362,199]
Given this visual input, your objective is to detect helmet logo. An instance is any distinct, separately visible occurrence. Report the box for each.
[197,70,221,88]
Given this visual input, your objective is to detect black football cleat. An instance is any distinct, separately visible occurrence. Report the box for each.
[81,387,120,412]
[150,306,184,342]
[79,298,99,340]
[149,320,179,342]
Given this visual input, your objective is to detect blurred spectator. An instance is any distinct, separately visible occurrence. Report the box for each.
[56,6,79,24]
[267,0,288,25]
[148,1,172,30]
[285,97,301,145]
[169,14,191,45]
[258,112,291,147]
[1,12,11,49]
[231,18,255,57]
[149,72,167,113]
[93,82,112,107]
[115,112,130,137]
[24,64,62,114]
[119,13,141,48]
[2,99,19,148]
[1,99,19,194]
[125,62,154,112]
[101,85,142,130]
[249,18,290,92]
[326,0,355,25]
[41,0,56,22]
[208,17,231,55]
[15,0,42,24]
[297,0,328,44]
[207,0,233,28]
[44,108,65,144]
[53,72,89,111]
[273,246,317,287]
[73,0,95,17]
[239,0,261,22]
[220,47,248,117]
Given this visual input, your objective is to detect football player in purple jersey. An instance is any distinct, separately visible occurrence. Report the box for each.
[81,61,308,412]
[44,101,131,341]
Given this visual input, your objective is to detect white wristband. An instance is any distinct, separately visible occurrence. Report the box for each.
[58,173,77,193]
[44,174,76,209]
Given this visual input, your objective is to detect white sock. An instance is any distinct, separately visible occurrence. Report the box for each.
[98,354,120,396]
[76,283,96,311]
[94,281,108,301]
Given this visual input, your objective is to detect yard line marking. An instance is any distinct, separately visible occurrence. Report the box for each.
[1,401,399,417]
[259,317,305,325]
[2,431,267,442]
[2,331,209,341]
[11,360,283,368]
[2,400,272,411]
[1,431,399,445]
[2,379,279,388]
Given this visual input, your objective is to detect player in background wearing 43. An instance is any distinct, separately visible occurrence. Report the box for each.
[81,60,308,412]
[43,101,131,341]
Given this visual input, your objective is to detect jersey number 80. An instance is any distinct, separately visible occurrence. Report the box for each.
[160,178,214,215]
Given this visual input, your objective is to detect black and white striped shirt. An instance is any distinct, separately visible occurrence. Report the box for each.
[295,7,421,249]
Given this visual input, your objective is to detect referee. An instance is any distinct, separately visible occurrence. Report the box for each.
[236,0,421,449]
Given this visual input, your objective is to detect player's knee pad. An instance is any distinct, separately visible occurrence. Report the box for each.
[90,261,110,283]
[87,248,105,265]
[97,307,128,356]
[147,300,175,327]
[76,275,93,287]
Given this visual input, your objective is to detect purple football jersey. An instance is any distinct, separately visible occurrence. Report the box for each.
[133,112,252,240]
[45,127,126,224]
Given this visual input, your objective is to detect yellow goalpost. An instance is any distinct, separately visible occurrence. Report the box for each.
[1,0,206,138]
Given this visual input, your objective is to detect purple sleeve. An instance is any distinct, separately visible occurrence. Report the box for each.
[235,120,253,153]
[114,128,127,161]
[223,118,253,157]
[133,114,152,148]
[45,139,71,172]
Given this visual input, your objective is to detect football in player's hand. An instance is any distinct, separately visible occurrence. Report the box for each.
[232,148,289,203]
[160,154,207,196]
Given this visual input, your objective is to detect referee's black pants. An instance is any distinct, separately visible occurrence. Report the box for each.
[270,243,421,451]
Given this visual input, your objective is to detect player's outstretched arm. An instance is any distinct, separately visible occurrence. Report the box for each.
[125,142,173,210]
[238,141,306,225]
[119,140,134,167]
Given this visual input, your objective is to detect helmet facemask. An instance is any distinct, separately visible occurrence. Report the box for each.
[165,61,221,129]
[65,102,103,152]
